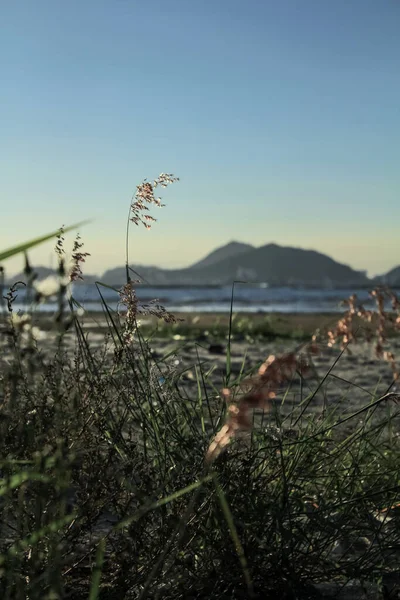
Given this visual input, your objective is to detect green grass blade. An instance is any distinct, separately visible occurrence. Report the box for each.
[225,280,247,387]
[116,474,215,531]
[0,472,51,496]
[0,220,91,262]
[214,477,254,596]
[0,514,76,564]
[88,538,106,600]
[95,281,121,293]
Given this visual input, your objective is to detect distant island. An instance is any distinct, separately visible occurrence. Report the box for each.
[6,241,400,289]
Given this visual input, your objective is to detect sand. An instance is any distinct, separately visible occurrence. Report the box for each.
[1,311,399,427]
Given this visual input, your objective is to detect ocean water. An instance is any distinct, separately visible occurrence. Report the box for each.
[6,284,394,314]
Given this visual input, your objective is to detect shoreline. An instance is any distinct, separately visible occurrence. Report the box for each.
[1,310,398,340]
[0,310,341,336]
[1,308,399,434]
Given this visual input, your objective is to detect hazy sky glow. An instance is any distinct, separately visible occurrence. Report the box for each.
[1,0,399,277]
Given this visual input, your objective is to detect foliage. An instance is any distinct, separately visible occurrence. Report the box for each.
[1,177,399,598]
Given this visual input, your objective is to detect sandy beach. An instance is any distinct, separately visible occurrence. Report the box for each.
[2,311,398,432]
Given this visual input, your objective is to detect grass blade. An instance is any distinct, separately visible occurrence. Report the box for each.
[0,220,91,262]
[214,477,254,596]
[116,474,215,530]
[88,538,106,600]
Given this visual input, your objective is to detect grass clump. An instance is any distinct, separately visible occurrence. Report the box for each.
[1,175,400,599]
[1,308,400,599]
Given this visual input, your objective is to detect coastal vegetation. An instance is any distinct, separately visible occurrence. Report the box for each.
[1,175,400,599]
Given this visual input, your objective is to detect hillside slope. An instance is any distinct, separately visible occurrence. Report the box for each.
[102,243,370,287]
[374,265,400,286]
[189,241,254,269]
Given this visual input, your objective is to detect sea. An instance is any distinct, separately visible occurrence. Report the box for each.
[5,284,396,314]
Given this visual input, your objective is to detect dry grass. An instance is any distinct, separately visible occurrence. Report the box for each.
[0,175,400,599]
[313,288,400,379]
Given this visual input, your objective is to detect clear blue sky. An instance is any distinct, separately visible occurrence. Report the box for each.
[1,0,399,276]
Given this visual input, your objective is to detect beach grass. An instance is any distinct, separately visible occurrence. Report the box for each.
[1,292,400,599]
[1,179,400,599]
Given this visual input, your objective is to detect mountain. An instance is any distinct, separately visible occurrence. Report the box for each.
[168,243,369,287]
[374,266,400,287]
[5,241,373,288]
[189,241,254,269]
[101,242,370,288]
[101,242,255,286]
[101,265,172,286]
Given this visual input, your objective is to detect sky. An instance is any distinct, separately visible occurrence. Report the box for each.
[1,0,399,278]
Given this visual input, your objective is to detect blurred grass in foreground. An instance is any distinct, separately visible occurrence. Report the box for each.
[1,181,400,598]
